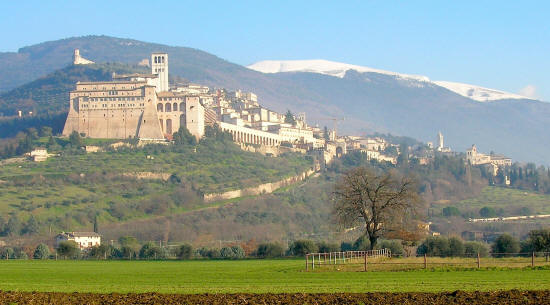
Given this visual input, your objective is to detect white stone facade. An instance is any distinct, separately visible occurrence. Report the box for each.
[55,232,101,250]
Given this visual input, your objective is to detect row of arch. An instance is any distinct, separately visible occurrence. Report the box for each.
[225,129,280,146]
[159,115,186,135]
[157,102,184,113]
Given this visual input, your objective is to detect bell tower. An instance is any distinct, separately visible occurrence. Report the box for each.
[151,53,169,92]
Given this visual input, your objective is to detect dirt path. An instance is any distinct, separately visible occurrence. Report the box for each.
[0,290,548,304]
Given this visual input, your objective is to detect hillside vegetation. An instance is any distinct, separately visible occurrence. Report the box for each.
[0,131,313,241]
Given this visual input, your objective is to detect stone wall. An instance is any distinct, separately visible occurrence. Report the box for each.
[120,172,171,180]
[203,168,316,203]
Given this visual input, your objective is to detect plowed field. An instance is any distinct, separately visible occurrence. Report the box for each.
[0,290,549,304]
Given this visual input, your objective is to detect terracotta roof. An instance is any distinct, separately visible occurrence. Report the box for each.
[76,81,146,85]
[58,232,101,238]
[112,73,157,79]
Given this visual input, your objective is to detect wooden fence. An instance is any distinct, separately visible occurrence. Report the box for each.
[305,251,550,272]
[305,249,391,271]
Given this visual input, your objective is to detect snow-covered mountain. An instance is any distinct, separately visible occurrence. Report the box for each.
[248,59,532,102]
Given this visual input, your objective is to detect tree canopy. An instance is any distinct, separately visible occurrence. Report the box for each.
[333,166,422,249]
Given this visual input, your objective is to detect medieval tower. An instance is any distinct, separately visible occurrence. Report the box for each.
[437,131,444,151]
[151,53,169,92]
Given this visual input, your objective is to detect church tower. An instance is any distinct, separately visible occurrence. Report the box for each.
[151,53,169,92]
[437,131,444,151]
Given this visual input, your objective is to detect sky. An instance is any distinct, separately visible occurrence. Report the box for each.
[1,1,548,101]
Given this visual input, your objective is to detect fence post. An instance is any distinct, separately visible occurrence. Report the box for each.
[312,254,315,270]
[364,251,367,272]
[477,252,480,269]
[546,252,549,263]
[306,254,308,271]
[532,252,535,267]
[424,254,427,269]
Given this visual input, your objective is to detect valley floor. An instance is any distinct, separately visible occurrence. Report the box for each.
[0,259,549,294]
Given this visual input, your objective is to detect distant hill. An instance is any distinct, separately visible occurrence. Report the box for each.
[0,36,549,164]
[0,63,147,116]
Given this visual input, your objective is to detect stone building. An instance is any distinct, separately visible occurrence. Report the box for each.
[55,232,101,250]
[466,144,512,175]
[62,52,206,141]
[62,50,330,154]
[73,49,94,65]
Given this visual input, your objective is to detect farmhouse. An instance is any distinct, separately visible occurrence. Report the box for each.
[55,232,101,250]
[28,147,48,162]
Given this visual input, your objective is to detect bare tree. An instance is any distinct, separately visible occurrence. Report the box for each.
[333,167,422,249]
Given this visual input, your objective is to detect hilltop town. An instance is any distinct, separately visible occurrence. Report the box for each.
[60,49,512,176]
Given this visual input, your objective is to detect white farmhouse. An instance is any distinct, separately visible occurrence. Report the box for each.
[55,232,101,250]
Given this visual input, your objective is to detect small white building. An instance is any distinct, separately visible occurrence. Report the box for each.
[29,148,48,162]
[55,232,101,250]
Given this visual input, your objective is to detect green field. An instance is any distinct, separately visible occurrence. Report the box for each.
[434,186,550,217]
[0,259,549,293]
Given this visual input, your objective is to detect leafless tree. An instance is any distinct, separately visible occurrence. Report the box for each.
[333,167,422,249]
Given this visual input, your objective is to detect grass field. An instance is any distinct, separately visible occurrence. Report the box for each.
[433,186,550,217]
[0,259,549,293]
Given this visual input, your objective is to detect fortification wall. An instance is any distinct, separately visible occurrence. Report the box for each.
[64,108,143,139]
[203,168,316,203]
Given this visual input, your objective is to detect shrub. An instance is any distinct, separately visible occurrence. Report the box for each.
[220,247,235,259]
[57,241,80,259]
[256,242,285,258]
[0,247,15,259]
[442,206,460,217]
[524,229,550,252]
[139,242,166,259]
[120,245,139,259]
[317,241,339,253]
[231,246,245,259]
[464,241,489,257]
[448,237,465,257]
[492,234,520,257]
[479,206,497,218]
[33,243,50,259]
[289,240,318,256]
[206,248,221,259]
[340,242,353,252]
[375,239,404,256]
[88,244,113,259]
[417,236,450,257]
[352,235,370,251]
[177,244,193,260]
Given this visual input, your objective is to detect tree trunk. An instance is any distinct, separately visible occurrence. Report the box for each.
[369,235,378,250]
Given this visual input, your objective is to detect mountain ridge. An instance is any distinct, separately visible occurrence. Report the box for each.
[248,59,534,102]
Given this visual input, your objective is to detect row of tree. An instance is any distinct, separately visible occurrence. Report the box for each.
[500,163,550,194]
[3,229,549,261]
[0,215,39,237]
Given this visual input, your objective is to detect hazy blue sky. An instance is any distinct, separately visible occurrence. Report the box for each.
[1,1,548,100]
